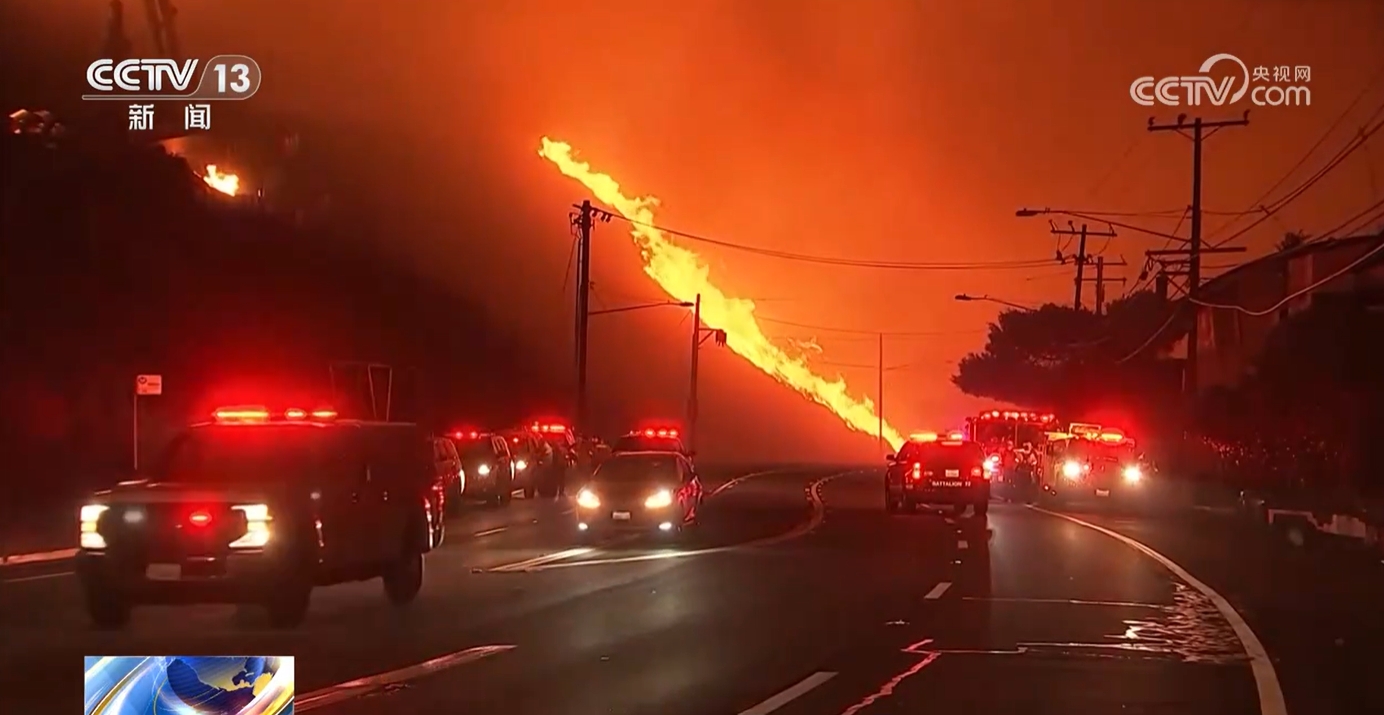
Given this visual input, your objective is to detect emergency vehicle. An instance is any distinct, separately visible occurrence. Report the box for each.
[75,405,447,629]
[1040,427,1150,504]
[966,410,1057,495]
[885,431,990,516]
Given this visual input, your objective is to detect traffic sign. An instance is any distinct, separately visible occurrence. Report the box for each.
[135,374,163,395]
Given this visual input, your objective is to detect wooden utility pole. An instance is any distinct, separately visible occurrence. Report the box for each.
[1147,112,1250,394]
[1050,223,1118,310]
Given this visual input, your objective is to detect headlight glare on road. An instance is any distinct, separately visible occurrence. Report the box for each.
[1061,460,1083,479]
[1123,465,1142,483]
[576,488,600,509]
[476,463,491,476]
[644,489,673,509]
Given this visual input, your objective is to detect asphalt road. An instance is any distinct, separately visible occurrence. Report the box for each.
[2,465,1378,715]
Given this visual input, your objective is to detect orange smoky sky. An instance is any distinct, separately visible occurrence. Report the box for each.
[7,0,1383,462]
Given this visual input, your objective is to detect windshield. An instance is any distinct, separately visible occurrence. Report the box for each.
[592,454,679,484]
[158,426,336,483]
[1067,441,1137,462]
[897,442,985,465]
[461,442,498,462]
[972,420,1046,446]
[613,435,684,453]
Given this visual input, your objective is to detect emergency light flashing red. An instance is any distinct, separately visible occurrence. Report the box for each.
[212,406,337,423]
[979,410,1055,422]
[530,423,567,434]
[637,428,679,438]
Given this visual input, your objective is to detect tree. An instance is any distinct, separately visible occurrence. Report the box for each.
[952,291,1185,418]
[1275,231,1309,252]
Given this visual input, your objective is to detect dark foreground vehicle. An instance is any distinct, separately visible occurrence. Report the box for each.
[574,451,703,537]
[885,436,990,516]
[75,406,446,629]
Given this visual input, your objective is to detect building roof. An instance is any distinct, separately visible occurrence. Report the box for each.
[1198,232,1384,296]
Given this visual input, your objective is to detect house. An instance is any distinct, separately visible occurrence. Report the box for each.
[1164,232,1384,393]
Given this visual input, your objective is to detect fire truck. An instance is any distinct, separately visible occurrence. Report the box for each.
[965,410,1058,496]
[1039,426,1151,505]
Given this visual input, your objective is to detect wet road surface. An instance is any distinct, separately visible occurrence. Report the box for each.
[3,466,1375,714]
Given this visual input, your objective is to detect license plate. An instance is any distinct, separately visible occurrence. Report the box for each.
[945,469,960,477]
[1095,489,1111,497]
[612,511,631,520]
[146,563,181,581]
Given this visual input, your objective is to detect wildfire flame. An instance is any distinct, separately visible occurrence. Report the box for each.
[203,164,240,196]
[538,138,905,450]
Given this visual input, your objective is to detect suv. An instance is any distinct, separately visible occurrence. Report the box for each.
[885,437,990,516]
[74,406,446,629]
[458,433,516,506]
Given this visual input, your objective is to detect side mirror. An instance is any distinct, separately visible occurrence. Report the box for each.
[885,453,896,462]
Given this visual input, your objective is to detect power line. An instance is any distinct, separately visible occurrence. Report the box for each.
[1209,103,1384,249]
[756,314,984,338]
[605,213,1058,271]
[1192,237,1384,317]
[1208,62,1384,243]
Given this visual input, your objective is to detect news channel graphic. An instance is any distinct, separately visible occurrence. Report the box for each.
[84,55,261,134]
[83,656,293,715]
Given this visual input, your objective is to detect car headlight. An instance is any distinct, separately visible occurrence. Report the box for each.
[1123,465,1143,483]
[644,489,673,509]
[1061,460,1083,479]
[576,488,601,509]
[515,459,528,471]
[476,463,491,476]
[79,504,108,550]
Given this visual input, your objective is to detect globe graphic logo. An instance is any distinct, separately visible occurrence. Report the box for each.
[160,656,281,715]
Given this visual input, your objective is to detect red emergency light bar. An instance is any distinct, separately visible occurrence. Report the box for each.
[979,410,1055,422]
[213,406,337,423]
[635,428,680,438]
[452,430,482,440]
[530,423,567,434]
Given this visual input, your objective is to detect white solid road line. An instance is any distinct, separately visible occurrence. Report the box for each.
[472,526,507,537]
[4,571,71,583]
[296,644,515,711]
[488,547,596,572]
[709,468,785,498]
[1032,507,1287,715]
[924,581,952,600]
[738,671,837,715]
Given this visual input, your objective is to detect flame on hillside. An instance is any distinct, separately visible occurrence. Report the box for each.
[203,164,239,196]
[537,138,905,450]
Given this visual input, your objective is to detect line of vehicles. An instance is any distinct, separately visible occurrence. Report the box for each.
[884,409,1156,516]
[73,403,706,629]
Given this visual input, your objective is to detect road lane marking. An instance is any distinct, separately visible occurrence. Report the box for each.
[4,571,72,583]
[488,547,596,572]
[924,581,951,599]
[514,470,857,572]
[739,671,837,715]
[296,644,514,711]
[472,526,507,537]
[0,547,77,566]
[962,596,1171,610]
[1032,507,1287,715]
[709,468,787,498]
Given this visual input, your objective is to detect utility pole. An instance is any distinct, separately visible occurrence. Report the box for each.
[686,294,725,455]
[877,333,884,455]
[1050,222,1117,310]
[572,200,596,436]
[1147,112,1249,395]
[1089,256,1128,316]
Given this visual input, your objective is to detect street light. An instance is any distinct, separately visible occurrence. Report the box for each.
[954,294,1033,311]
[590,300,694,316]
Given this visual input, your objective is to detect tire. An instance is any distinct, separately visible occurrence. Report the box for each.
[265,582,311,629]
[952,504,968,517]
[500,483,513,505]
[903,500,918,514]
[383,551,424,606]
[85,593,132,630]
[885,494,898,513]
[522,485,535,499]
[975,501,989,516]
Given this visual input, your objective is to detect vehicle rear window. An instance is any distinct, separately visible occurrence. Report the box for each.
[613,436,683,453]
[897,442,985,465]
[158,426,336,483]
[593,454,679,484]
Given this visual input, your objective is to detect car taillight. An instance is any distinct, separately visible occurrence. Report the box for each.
[971,466,985,479]
[188,509,213,527]
[910,463,922,480]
